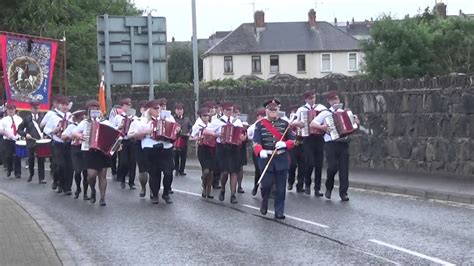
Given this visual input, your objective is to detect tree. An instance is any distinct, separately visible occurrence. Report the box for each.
[0,0,142,93]
[361,13,474,79]
[167,45,203,83]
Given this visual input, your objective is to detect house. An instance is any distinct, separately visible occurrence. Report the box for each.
[201,9,362,81]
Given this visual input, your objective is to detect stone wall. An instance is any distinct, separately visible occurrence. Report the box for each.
[71,75,474,177]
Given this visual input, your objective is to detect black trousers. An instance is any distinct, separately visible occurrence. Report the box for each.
[303,135,325,191]
[110,152,118,176]
[4,140,21,176]
[118,139,136,185]
[27,145,45,180]
[173,144,188,173]
[144,147,173,198]
[53,142,73,191]
[288,144,305,188]
[251,152,260,187]
[325,141,350,196]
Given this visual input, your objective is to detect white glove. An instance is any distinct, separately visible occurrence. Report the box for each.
[259,150,268,159]
[275,141,286,150]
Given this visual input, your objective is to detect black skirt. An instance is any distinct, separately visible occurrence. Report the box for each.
[83,149,111,171]
[216,143,241,173]
[71,145,85,172]
[197,145,216,171]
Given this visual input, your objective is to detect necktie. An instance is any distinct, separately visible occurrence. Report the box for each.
[11,117,16,136]
[227,117,230,124]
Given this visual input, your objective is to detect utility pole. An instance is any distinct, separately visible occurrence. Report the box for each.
[192,0,199,115]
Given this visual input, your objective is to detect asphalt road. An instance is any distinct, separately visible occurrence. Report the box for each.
[0,168,473,265]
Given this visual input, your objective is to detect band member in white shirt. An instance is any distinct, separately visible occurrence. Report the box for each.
[127,100,149,198]
[133,99,179,204]
[43,96,73,194]
[111,98,137,190]
[0,103,23,178]
[72,100,114,206]
[291,90,327,196]
[204,102,246,204]
[311,91,359,202]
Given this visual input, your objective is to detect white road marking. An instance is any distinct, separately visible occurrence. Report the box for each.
[173,187,331,229]
[368,239,455,266]
[240,204,330,228]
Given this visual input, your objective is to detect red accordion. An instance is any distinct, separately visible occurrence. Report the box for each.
[121,116,132,135]
[199,133,216,148]
[81,121,123,156]
[221,124,246,145]
[152,120,180,141]
[174,136,188,150]
[324,110,358,140]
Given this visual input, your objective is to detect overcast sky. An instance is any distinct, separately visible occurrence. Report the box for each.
[133,0,473,41]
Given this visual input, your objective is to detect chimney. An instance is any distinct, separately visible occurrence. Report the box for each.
[172,36,175,42]
[254,11,265,29]
[334,17,337,25]
[308,9,316,28]
[433,2,447,19]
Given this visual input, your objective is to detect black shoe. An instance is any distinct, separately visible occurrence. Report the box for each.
[151,196,159,204]
[251,186,258,196]
[99,199,106,206]
[296,187,304,193]
[174,171,179,177]
[288,184,293,190]
[325,190,332,199]
[39,180,47,184]
[162,194,172,204]
[219,191,225,201]
[201,189,207,198]
[64,191,72,196]
[83,195,90,201]
[304,187,311,195]
[27,176,33,182]
[237,187,245,194]
[52,182,57,190]
[120,182,125,189]
[7,171,11,177]
[74,190,81,199]
[230,194,237,204]
[129,184,136,190]
[315,190,324,197]
[179,172,187,176]
[341,194,350,202]
[260,201,268,215]
[15,175,21,179]
[274,214,286,220]
[169,189,174,194]
[206,194,214,199]
[90,190,96,204]
[213,184,221,189]
[56,188,63,193]
[139,188,146,198]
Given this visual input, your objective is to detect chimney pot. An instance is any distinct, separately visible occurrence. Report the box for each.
[254,10,265,28]
[334,17,337,24]
[308,9,317,28]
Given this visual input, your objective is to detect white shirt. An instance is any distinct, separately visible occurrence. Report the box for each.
[0,115,23,140]
[206,114,243,144]
[61,122,79,140]
[191,119,208,138]
[43,110,70,143]
[313,106,343,142]
[40,109,60,128]
[139,115,176,149]
[127,116,146,138]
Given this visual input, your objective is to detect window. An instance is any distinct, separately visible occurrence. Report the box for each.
[321,53,331,72]
[224,56,233,73]
[348,53,358,71]
[297,54,306,72]
[270,55,279,73]
[252,55,261,73]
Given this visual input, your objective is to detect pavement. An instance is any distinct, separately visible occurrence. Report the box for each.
[185,158,474,204]
[0,192,61,266]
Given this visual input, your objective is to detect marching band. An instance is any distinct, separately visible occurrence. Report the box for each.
[0,90,360,218]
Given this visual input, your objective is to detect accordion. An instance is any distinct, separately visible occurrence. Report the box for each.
[81,121,123,156]
[121,116,132,135]
[300,109,324,136]
[151,120,180,141]
[198,130,217,148]
[324,110,358,141]
[221,124,246,145]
